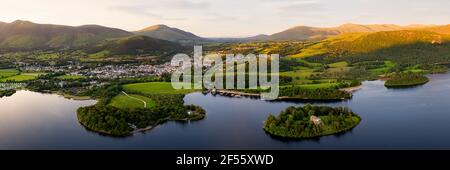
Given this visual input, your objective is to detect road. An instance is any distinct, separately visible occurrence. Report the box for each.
[121,91,147,108]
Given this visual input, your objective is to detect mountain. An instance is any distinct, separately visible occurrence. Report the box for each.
[421,25,450,35]
[269,26,338,41]
[86,35,186,56]
[208,34,270,43]
[292,30,450,65]
[325,30,447,54]
[0,20,132,51]
[134,24,204,43]
[243,34,270,41]
[267,24,435,41]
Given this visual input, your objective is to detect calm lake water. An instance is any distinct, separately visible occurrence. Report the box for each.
[2,73,450,149]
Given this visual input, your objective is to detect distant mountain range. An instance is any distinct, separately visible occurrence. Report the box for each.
[134,24,204,43]
[267,24,437,41]
[86,35,185,57]
[0,20,132,51]
[1,20,450,55]
[0,20,185,55]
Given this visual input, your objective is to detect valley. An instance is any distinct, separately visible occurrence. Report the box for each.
[0,20,449,139]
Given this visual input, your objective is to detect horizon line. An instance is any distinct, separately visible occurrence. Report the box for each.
[2,19,449,38]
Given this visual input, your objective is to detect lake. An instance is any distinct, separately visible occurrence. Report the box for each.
[1,73,450,149]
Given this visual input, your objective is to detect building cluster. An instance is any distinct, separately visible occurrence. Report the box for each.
[19,62,179,79]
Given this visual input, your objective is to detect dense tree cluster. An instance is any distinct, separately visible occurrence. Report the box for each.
[279,86,352,100]
[279,58,309,72]
[263,104,361,138]
[385,73,429,88]
[0,89,16,98]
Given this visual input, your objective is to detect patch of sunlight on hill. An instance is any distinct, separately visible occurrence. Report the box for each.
[289,42,327,58]
[289,33,367,58]
[289,31,450,59]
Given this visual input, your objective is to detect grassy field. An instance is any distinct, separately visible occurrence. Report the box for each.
[87,51,110,59]
[0,75,37,82]
[109,93,156,109]
[123,82,198,95]
[57,75,86,80]
[290,42,328,58]
[370,61,397,75]
[22,72,47,77]
[0,69,20,78]
[280,70,313,78]
[328,61,348,68]
[295,83,340,89]
[0,69,44,82]
[299,83,339,89]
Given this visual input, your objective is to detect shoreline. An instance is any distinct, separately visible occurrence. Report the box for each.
[212,89,352,101]
[263,121,361,140]
[54,91,93,101]
[215,89,261,97]
[78,114,205,137]
[339,85,363,93]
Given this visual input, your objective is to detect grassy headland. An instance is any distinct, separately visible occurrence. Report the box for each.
[77,82,205,136]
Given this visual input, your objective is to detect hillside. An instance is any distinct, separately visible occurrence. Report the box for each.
[268,24,434,41]
[135,24,203,43]
[86,35,186,56]
[269,26,339,41]
[0,20,132,51]
[421,25,450,35]
[207,34,270,43]
[293,30,450,65]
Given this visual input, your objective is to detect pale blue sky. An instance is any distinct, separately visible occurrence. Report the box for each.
[1,0,449,37]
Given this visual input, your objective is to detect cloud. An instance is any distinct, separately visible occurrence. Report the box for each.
[111,0,210,11]
[200,13,239,22]
[174,0,210,9]
[110,0,211,21]
[272,0,326,20]
[276,0,323,12]
[112,5,186,20]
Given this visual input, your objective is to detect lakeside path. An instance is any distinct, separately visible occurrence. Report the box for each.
[121,91,147,108]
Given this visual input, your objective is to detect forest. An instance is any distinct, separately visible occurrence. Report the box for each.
[279,86,352,100]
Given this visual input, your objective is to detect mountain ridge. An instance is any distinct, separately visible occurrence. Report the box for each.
[267,23,438,41]
[2,20,450,56]
[0,20,133,51]
[134,24,204,43]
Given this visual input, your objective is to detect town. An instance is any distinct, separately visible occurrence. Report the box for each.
[18,62,178,79]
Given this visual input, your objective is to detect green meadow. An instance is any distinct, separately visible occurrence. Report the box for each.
[123,82,198,95]
[109,93,156,109]
[0,75,37,82]
[0,69,20,78]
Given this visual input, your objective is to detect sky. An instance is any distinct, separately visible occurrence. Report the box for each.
[1,0,450,37]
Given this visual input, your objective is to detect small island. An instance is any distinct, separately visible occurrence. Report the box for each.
[385,73,429,88]
[263,104,361,139]
[0,89,16,98]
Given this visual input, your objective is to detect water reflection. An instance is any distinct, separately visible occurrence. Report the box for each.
[0,73,450,149]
